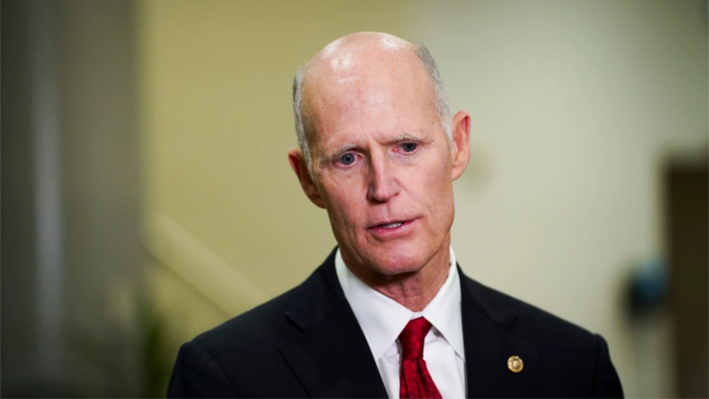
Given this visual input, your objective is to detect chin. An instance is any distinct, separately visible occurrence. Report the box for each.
[365,245,431,276]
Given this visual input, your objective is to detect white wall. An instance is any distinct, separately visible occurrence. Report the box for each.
[411,1,707,396]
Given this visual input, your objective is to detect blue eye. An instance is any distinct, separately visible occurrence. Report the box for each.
[339,153,356,165]
[401,142,418,152]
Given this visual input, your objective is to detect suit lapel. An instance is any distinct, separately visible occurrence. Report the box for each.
[459,268,539,398]
[278,254,539,398]
[278,251,387,398]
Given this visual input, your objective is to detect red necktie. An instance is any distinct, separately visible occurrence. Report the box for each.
[399,317,443,399]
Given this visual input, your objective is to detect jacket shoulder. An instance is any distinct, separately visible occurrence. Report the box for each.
[168,251,341,398]
[461,273,596,346]
[193,283,301,351]
[169,284,310,398]
[460,273,624,397]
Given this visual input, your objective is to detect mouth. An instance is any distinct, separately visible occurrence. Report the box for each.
[375,221,405,229]
[367,219,415,231]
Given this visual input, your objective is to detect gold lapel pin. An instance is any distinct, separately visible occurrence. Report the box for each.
[507,355,523,373]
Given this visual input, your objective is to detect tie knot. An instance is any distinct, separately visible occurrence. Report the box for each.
[398,317,432,360]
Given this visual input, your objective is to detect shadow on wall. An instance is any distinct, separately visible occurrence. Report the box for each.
[664,158,708,398]
[1,0,149,396]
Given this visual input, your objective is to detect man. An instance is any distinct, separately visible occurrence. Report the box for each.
[167,32,623,398]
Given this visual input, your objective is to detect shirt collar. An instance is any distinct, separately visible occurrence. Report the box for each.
[335,247,464,361]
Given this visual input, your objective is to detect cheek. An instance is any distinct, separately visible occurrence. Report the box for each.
[412,159,453,201]
[319,180,366,227]
[412,161,455,226]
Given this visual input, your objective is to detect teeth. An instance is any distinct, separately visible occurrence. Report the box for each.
[381,222,403,229]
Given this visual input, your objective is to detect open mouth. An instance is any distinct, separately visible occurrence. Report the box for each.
[377,221,404,229]
[368,219,413,230]
[366,218,416,239]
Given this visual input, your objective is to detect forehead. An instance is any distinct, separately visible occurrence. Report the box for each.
[303,50,438,151]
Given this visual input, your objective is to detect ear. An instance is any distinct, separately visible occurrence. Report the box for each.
[288,148,326,208]
[450,111,471,181]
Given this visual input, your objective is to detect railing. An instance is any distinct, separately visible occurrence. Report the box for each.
[142,211,269,316]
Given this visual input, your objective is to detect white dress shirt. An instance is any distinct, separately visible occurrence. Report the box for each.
[335,247,467,399]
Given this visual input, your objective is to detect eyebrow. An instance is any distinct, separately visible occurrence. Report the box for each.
[387,133,425,144]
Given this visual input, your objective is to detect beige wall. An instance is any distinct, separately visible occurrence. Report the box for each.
[136,0,420,389]
[137,1,707,397]
[414,1,707,397]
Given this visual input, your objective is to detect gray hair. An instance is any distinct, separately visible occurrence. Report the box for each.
[292,42,451,171]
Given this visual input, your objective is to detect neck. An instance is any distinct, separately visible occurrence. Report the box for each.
[345,243,451,312]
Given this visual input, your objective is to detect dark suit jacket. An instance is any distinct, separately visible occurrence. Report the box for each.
[167,248,623,398]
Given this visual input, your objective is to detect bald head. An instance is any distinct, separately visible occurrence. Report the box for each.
[292,32,451,169]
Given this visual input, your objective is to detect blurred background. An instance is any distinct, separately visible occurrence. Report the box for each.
[2,0,707,397]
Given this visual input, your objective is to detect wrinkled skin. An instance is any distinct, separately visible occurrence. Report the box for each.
[289,32,471,310]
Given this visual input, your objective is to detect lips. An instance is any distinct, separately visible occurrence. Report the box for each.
[369,219,408,229]
[367,219,416,239]
[375,221,404,229]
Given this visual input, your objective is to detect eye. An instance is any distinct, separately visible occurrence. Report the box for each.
[401,142,418,153]
[339,152,356,165]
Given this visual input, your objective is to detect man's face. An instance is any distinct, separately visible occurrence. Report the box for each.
[291,47,469,282]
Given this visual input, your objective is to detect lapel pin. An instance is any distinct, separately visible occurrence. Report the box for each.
[507,355,523,373]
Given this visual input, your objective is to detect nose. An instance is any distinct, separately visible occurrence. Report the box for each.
[366,154,399,203]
